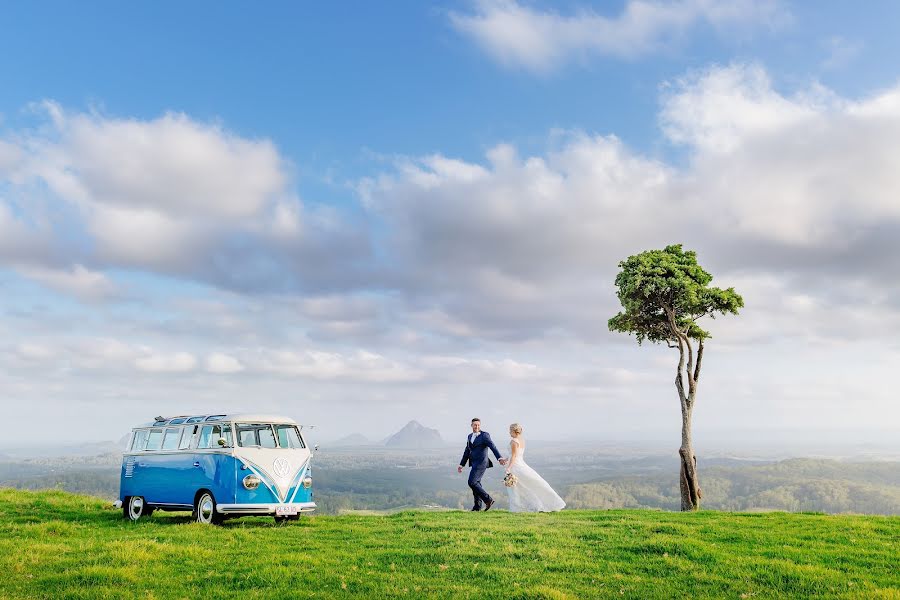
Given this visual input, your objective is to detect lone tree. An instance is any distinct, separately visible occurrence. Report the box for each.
[608,244,743,511]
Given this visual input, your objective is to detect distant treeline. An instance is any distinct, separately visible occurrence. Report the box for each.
[566,459,900,514]
[2,454,897,515]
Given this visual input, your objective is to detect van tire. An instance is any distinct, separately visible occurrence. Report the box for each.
[194,491,223,525]
[124,496,147,521]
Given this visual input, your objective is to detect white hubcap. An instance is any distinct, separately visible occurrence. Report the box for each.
[198,495,214,523]
[128,497,143,520]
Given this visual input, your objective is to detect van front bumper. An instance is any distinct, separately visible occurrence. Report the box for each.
[217,502,317,515]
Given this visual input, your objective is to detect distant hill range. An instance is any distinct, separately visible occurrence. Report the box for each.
[384,421,444,448]
[331,433,372,447]
[0,440,122,459]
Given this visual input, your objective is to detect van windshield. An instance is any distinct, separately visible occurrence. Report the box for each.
[237,424,278,448]
[275,425,306,449]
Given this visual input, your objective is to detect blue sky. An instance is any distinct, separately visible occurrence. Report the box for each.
[6,2,896,166]
[1,1,899,446]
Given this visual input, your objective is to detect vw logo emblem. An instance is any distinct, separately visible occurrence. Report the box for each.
[272,457,292,479]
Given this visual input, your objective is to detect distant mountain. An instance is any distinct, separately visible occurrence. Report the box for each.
[332,433,371,447]
[384,421,444,448]
[0,441,122,459]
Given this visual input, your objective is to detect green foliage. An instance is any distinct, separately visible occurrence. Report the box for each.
[1,489,898,599]
[608,244,743,344]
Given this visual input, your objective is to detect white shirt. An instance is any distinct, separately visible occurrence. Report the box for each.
[470,432,480,445]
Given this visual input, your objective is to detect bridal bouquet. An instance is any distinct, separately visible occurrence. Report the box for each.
[503,472,518,487]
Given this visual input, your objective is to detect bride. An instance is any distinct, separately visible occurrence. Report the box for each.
[505,423,565,513]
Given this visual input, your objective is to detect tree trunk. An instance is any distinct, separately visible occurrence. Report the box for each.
[679,405,701,511]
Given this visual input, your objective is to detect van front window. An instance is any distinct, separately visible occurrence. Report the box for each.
[275,425,306,449]
[237,424,277,448]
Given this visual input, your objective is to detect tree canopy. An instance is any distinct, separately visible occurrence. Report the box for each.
[608,244,743,345]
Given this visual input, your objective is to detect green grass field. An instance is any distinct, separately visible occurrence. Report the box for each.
[1,489,897,599]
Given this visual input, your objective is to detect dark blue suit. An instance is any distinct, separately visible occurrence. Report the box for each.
[459,431,502,509]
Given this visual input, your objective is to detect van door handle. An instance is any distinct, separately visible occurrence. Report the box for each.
[193,462,201,467]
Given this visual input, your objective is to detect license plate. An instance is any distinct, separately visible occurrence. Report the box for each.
[275,505,298,516]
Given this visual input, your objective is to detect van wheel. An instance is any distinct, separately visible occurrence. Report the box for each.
[194,492,223,525]
[124,496,147,521]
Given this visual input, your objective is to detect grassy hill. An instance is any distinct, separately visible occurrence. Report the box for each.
[1,489,897,599]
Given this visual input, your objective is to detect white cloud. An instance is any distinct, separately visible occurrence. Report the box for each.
[663,63,900,245]
[258,349,424,383]
[3,63,900,442]
[0,104,371,293]
[87,204,206,268]
[450,0,787,72]
[16,343,56,361]
[659,63,824,153]
[59,107,287,219]
[360,63,900,346]
[421,356,545,382]
[135,351,198,373]
[18,264,119,302]
[0,139,22,173]
[206,352,245,374]
[71,338,140,370]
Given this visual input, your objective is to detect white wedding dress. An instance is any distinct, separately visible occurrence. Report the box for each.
[506,440,566,513]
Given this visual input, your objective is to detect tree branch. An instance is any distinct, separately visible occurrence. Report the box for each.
[694,338,704,384]
[667,306,689,412]
[685,336,695,396]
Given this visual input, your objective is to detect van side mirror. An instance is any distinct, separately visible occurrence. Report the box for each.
[314,444,319,452]
[217,438,228,447]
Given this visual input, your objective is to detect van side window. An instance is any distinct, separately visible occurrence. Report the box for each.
[198,425,214,449]
[131,429,148,451]
[275,425,306,449]
[216,424,233,447]
[178,426,196,450]
[161,427,180,451]
[198,424,233,449]
[145,428,164,451]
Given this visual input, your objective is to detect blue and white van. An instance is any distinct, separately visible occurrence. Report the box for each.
[116,414,316,524]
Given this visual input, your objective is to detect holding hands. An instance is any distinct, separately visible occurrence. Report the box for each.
[458,458,505,474]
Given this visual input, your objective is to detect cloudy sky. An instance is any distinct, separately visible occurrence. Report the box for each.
[1,1,898,447]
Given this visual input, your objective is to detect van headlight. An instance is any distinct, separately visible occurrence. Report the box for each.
[302,476,312,489]
[243,474,261,490]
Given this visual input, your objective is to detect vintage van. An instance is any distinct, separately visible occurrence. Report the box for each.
[116,414,316,524]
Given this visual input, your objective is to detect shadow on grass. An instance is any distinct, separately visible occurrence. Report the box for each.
[149,511,311,528]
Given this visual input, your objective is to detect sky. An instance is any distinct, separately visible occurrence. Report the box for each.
[1,1,899,447]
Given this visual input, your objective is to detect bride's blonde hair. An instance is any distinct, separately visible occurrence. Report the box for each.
[509,422,523,435]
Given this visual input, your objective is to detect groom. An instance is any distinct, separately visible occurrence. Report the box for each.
[457,418,506,511]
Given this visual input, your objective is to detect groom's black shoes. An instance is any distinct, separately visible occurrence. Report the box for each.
[484,498,495,511]
[471,506,481,511]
